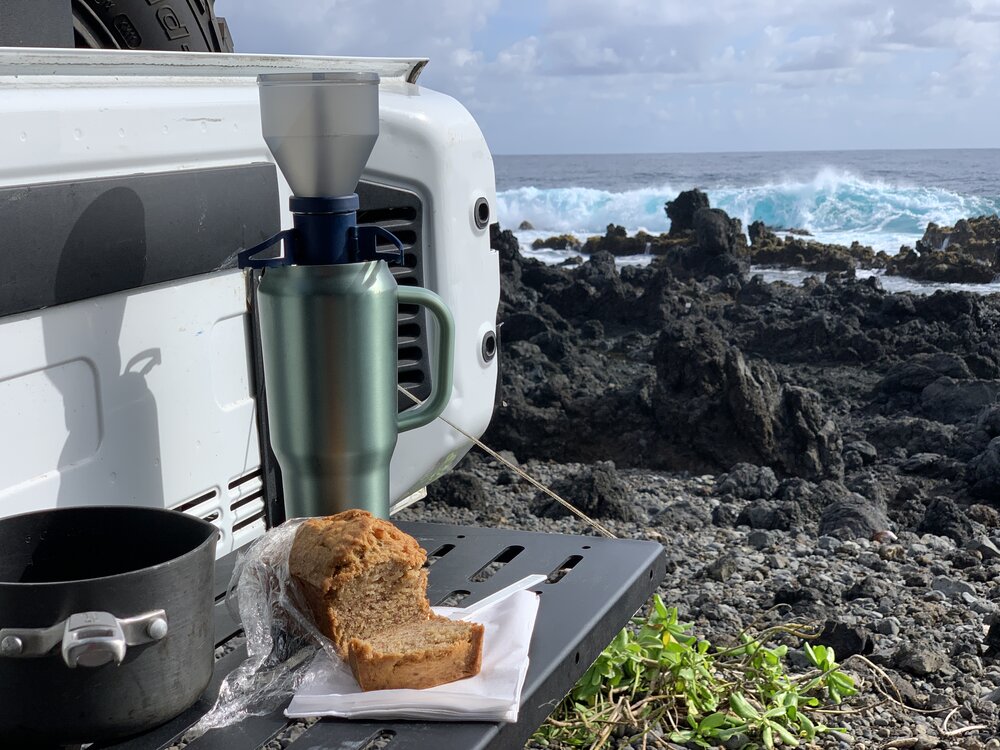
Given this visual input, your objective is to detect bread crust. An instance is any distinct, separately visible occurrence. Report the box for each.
[289,510,427,591]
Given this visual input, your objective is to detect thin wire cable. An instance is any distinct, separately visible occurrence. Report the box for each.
[398,385,617,539]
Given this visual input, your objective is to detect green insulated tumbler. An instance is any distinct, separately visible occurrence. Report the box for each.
[256,259,454,519]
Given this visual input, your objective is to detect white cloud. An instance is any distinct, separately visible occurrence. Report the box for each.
[496,36,540,73]
[217,0,1000,152]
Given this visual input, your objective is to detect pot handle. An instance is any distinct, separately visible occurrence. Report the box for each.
[0,609,168,668]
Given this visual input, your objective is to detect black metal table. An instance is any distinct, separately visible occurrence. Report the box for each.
[99,521,665,750]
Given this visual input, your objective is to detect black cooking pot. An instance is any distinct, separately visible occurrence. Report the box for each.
[0,506,217,745]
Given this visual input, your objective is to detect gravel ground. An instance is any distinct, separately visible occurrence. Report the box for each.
[399,453,1000,750]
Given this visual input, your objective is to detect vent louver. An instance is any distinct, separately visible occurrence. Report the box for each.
[228,468,265,545]
[356,183,431,412]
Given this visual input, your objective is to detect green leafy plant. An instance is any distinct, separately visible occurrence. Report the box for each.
[532,595,858,750]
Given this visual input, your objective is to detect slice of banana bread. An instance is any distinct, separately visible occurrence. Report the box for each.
[347,615,485,691]
[289,510,431,657]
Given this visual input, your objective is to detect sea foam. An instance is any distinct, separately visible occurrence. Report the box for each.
[498,167,1000,255]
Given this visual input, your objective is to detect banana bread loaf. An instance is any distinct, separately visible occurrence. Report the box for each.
[347,615,485,691]
[289,510,431,657]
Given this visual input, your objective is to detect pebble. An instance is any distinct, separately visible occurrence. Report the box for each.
[818,535,841,551]
[857,552,884,570]
[923,534,957,552]
[877,617,901,636]
[703,555,738,582]
[747,529,773,549]
[972,599,997,615]
[933,575,977,598]
[969,536,1000,561]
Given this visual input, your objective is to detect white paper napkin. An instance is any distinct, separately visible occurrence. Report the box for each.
[285,584,541,723]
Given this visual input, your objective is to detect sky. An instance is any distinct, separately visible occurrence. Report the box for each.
[217,0,1000,155]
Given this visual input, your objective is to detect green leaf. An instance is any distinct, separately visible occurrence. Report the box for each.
[717,724,748,741]
[772,722,801,747]
[804,643,822,667]
[828,671,857,696]
[729,692,760,720]
[762,705,785,720]
[798,713,816,739]
[698,712,729,732]
[652,594,669,620]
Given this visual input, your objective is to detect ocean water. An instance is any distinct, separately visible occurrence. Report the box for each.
[494,150,1000,293]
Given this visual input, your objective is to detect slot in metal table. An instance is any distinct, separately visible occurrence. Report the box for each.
[99,521,665,750]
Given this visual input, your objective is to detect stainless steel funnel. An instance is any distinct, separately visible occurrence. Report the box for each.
[258,71,379,197]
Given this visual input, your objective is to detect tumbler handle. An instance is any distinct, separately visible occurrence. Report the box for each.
[396,287,455,433]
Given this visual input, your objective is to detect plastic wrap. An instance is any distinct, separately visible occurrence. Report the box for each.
[190,519,540,733]
[192,518,337,733]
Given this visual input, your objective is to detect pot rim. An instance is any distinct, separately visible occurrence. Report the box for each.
[0,505,219,588]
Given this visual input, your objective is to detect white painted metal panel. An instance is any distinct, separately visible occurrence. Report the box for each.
[0,272,261,557]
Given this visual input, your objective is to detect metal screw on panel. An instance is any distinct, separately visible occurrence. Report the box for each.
[473,197,490,230]
[1,636,23,656]
[146,618,169,641]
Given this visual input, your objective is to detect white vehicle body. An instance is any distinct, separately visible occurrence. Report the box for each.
[0,49,500,556]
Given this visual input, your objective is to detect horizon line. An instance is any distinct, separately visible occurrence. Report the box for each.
[492,146,1000,158]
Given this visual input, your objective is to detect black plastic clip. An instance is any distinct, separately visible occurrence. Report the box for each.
[353,225,405,265]
[237,229,295,269]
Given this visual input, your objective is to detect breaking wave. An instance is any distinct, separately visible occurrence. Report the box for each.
[497,167,1000,253]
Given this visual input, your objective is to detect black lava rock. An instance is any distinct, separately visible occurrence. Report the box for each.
[716,463,779,500]
[818,620,874,658]
[533,462,637,522]
[653,321,843,480]
[893,642,949,676]
[969,437,1000,498]
[917,496,979,544]
[426,471,489,510]
[694,207,739,256]
[819,486,890,540]
[920,377,1000,424]
[665,189,710,235]
[774,584,819,607]
[736,500,804,532]
[844,575,894,601]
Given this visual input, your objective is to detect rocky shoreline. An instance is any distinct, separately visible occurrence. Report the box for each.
[528,190,1000,286]
[402,193,1000,749]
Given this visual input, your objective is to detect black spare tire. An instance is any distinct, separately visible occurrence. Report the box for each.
[73,0,233,52]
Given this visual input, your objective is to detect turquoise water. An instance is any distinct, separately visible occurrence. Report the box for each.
[495,150,1000,256]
